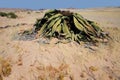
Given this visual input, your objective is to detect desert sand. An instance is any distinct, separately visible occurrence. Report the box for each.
[0,8,120,80]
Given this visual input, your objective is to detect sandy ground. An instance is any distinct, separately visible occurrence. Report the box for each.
[0,8,120,80]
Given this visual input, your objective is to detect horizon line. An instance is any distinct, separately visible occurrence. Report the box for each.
[0,6,120,10]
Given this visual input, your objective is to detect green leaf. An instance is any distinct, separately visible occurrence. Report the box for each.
[73,16,84,31]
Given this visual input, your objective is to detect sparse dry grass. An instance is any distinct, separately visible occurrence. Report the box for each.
[0,56,12,80]
[103,27,120,42]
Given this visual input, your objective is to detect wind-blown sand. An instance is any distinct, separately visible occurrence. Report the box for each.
[0,8,120,80]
